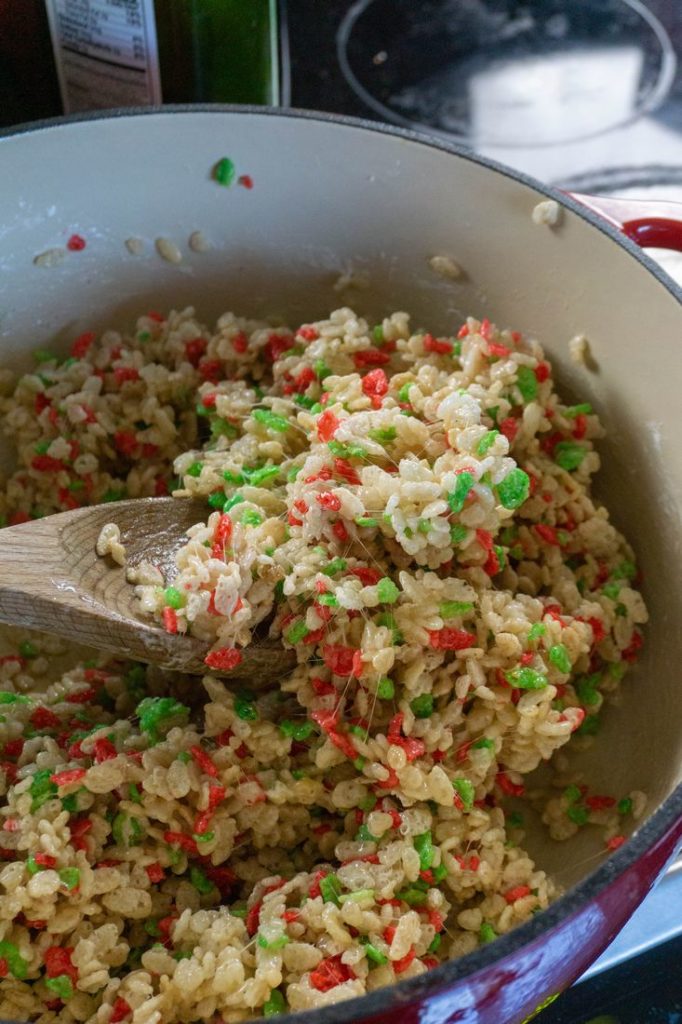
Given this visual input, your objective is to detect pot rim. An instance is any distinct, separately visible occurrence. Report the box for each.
[2,104,681,1022]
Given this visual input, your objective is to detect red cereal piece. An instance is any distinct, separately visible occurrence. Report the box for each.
[66,686,96,704]
[428,628,477,651]
[496,772,525,798]
[457,324,469,339]
[316,491,341,512]
[504,885,531,904]
[393,947,416,974]
[44,946,78,983]
[31,454,66,473]
[322,645,357,677]
[376,766,399,790]
[145,863,165,884]
[586,795,616,811]
[333,457,361,485]
[488,342,511,358]
[283,909,300,923]
[50,768,86,787]
[534,362,550,382]
[479,318,493,341]
[185,337,207,365]
[310,954,355,991]
[348,566,381,586]
[162,607,178,634]
[113,431,138,457]
[353,349,390,368]
[332,520,349,543]
[34,852,56,868]
[572,413,587,440]
[190,745,218,778]
[113,367,140,385]
[71,331,96,358]
[198,358,223,383]
[623,630,643,663]
[264,333,294,363]
[237,174,253,189]
[30,707,61,730]
[311,677,336,696]
[110,996,132,1023]
[204,647,242,671]
[423,334,453,355]
[317,410,340,442]
[297,325,319,341]
[587,617,607,645]
[93,738,117,763]
[163,831,198,855]
[606,835,626,851]
[361,368,389,408]
[3,738,23,758]
[535,524,560,547]
[246,900,262,936]
[193,810,214,835]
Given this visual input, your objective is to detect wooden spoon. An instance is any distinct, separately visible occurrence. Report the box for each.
[0,498,296,682]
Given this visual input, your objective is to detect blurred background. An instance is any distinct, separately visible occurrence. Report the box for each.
[1,2,681,1021]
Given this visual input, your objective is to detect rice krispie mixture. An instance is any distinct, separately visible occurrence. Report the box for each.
[0,307,647,1023]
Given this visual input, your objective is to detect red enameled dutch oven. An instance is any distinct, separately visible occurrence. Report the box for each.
[0,107,681,1024]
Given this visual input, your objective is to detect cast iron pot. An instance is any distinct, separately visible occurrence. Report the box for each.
[0,108,681,1024]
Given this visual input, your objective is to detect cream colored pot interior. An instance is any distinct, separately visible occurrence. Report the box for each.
[0,110,680,885]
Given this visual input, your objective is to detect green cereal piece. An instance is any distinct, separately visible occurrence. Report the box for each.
[282,618,307,643]
[372,325,384,343]
[0,692,31,705]
[453,778,475,810]
[317,593,338,607]
[479,922,496,944]
[234,695,258,721]
[414,831,434,870]
[447,471,475,514]
[45,974,73,1000]
[257,933,290,950]
[355,516,378,528]
[164,587,185,609]
[359,793,377,812]
[295,394,315,409]
[0,940,28,979]
[397,382,413,404]
[26,855,39,876]
[280,720,313,741]
[554,441,587,471]
[190,866,215,895]
[504,667,547,690]
[369,426,397,443]
[477,430,499,456]
[173,950,193,961]
[291,769,305,780]
[397,885,428,907]
[432,864,448,883]
[450,523,468,545]
[320,873,342,905]
[241,509,263,526]
[427,934,442,954]
[496,468,530,509]
[508,812,524,828]
[61,793,80,813]
[618,797,633,816]
[112,812,144,846]
[264,990,287,1016]
[578,714,600,736]
[59,867,80,890]
[602,582,621,600]
[30,768,58,811]
[194,831,214,843]
[246,465,280,487]
[103,487,127,503]
[564,784,581,804]
[440,600,473,618]
[322,557,347,577]
[613,560,636,581]
[487,405,500,426]
[314,359,331,381]
[230,904,247,919]
[417,519,431,534]
[516,365,538,402]
[355,824,379,843]
[136,696,189,744]
[568,805,589,826]
[223,492,245,512]
[33,349,56,363]
[410,694,434,719]
[186,461,203,478]
[253,408,290,432]
[211,418,238,439]
[208,491,228,509]
[472,737,494,751]
[213,157,236,186]
[177,751,191,763]
[128,783,142,804]
[375,613,403,644]
[527,623,547,642]
[377,578,399,604]
[548,644,571,674]
[18,641,38,659]
[376,677,394,700]
[564,403,592,418]
[363,940,388,965]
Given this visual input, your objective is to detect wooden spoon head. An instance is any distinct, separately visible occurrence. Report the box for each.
[0,498,296,684]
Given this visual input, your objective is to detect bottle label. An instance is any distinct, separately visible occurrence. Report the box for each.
[45,0,162,112]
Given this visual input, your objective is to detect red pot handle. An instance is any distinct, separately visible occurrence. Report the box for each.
[569,192,682,252]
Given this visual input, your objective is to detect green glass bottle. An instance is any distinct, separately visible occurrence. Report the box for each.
[44,0,280,113]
